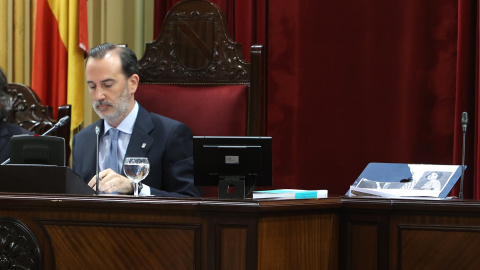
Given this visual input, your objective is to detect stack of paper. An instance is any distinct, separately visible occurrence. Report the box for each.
[348,186,439,198]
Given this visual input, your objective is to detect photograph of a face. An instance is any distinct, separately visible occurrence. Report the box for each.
[412,171,452,191]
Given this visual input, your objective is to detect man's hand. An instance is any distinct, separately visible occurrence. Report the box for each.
[88,168,134,194]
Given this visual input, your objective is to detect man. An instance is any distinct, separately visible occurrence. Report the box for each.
[0,68,32,163]
[416,171,444,191]
[72,43,201,197]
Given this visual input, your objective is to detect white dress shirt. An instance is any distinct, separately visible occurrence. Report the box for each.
[99,101,151,195]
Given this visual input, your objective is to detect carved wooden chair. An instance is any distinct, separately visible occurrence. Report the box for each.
[136,0,266,137]
[135,0,267,197]
[5,83,72,163]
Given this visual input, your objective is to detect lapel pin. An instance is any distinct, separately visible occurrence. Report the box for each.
[142,143,147,148]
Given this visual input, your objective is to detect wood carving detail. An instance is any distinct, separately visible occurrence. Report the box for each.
[0,218,41,270]
[5,87,55,135]
[139,9,249,83]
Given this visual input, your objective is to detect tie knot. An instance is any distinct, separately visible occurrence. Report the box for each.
[109,128,120,141]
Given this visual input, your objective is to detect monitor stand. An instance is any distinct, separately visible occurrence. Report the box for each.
[218,176,245,199]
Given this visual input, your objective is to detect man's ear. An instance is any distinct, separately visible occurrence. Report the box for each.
[129,74,139,94]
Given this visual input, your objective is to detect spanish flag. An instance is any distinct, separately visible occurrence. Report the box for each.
[32,0,88,131]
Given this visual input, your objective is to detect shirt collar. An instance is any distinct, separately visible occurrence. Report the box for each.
[103,101,139,135]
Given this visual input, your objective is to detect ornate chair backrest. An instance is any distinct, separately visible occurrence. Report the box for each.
[5,83,71,163]
[136,0,267,137]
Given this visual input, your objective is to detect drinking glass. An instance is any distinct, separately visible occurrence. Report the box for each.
[123,157,150,196]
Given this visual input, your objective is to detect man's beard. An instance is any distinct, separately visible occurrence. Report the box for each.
[92,85,130,123]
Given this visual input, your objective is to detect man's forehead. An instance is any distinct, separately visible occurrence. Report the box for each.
[87,51,122,67]
[86,56,123,79]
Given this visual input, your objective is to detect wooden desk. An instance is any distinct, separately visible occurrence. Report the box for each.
[340,197,480,270]
[3,194,477,270]
[0,193,340,270]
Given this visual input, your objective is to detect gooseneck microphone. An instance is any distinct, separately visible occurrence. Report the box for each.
[0,116,71,165]
[42,116,71,136]
[459,112,468,200]
[95,125,101,195]
[462,112,468,132]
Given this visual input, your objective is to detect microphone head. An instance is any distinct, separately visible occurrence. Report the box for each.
[56,116,70,127]
[462,112,468,125]
[95,126,100,135]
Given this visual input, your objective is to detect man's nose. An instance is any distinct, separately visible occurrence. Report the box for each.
[93,88,106,101]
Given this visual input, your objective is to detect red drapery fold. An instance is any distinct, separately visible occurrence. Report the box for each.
[271,0,471,197]
[451,0,477,198]
[471,0,480,198]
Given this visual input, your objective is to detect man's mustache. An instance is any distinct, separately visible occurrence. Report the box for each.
[94,100,114,107]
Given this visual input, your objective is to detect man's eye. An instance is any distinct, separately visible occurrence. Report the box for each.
[104,84,113,88]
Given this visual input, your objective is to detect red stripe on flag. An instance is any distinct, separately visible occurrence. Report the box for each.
[32,0,68,118]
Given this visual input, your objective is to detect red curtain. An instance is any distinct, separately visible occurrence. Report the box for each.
[474,1,480,198]
[451,0,477,198]
[154,0,480,198]
[153,0,179,40]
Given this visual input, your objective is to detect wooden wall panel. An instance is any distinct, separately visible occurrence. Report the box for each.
[342,198,480,270]
[41,222,201,269]
[219,226,247,270]
[0,197,207,270]
[351,224,378,270]
[398,225,480,270]
[209,214,258,270]
[257,212,338,270]
[389,213,480,270]
[340,208,390,270]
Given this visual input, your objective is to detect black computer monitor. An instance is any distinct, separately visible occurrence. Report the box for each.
[9,135,65,166]
[193,136,272,199]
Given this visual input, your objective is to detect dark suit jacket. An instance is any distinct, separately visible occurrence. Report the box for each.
[72,105,201,197]
[0,120,33,163]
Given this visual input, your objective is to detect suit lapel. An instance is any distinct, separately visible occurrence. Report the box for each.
[125,106,154,159]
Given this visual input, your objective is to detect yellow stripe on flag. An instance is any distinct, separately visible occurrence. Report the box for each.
[47,0,68,43]
[46,0,87,130]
